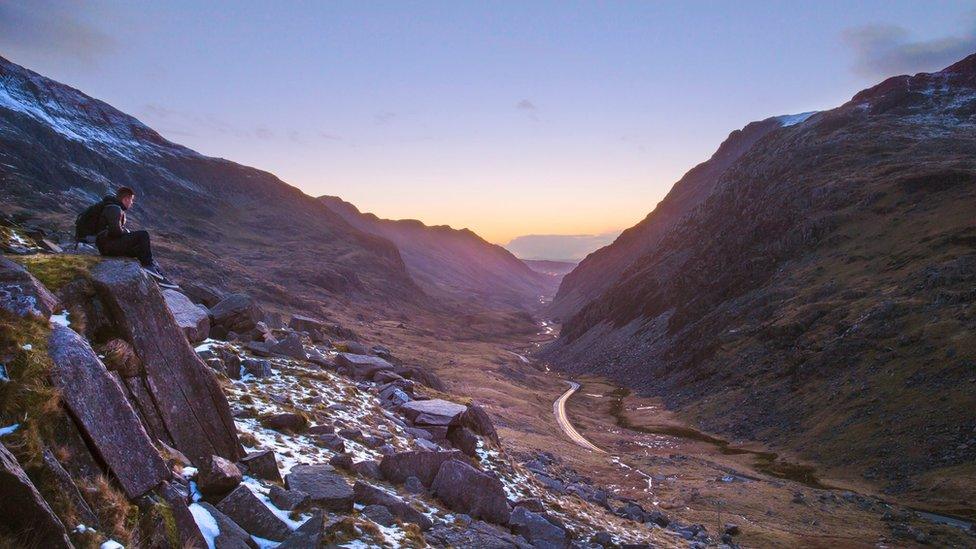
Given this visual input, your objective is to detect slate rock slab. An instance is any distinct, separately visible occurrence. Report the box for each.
[335,352,394,380]
[199,455,243,497]
[270,332,306,360]
[217,485,292,541]
[399,399,467,426]
[285,464,354,511]
[269,485,310,511]
[452,403,500,446]
[239,450,282,483]
[278,511,324,549]
[91,260,243,465]
[158,481,209,549]
[210,293,263,334]
[162,288,211,343]
[47,325,170,498]
[196,502,257,549]
[431,459,511,525]
[0,442,73,548]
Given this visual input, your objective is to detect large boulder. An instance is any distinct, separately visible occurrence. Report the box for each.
[431,459,511,525]
[509,506,570,549]
[335,353,395,380]
[91,260,243,465]
[162,288,210,343]
[288,314,329,342]
[426,520,531,548]
[399,399,467,426]
[157,481,209,549]
[216,485,292,541]
[353,481,433,530]
[0,443,73,548]
[210,293,264,334]
[0,256,59,319]
[270,332,306,360]
[379,450,461,487]
[284,464,354,511]
[198,455,243,497]
[451,403,500,446]
[238,450,282,483]
[47,325,170,498]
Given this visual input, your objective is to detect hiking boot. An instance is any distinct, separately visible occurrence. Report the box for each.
[144,266,179,290]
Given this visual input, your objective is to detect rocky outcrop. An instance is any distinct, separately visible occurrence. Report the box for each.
[430,459,511,524]
[0,256,59,319]
[91,260,243,465]
[162,288,210,343]
[0,442,73,548]
[47,325,170,498]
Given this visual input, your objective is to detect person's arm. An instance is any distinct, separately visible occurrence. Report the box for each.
[103,205,125,238]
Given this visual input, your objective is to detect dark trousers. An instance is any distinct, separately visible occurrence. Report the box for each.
[97,230,154,267]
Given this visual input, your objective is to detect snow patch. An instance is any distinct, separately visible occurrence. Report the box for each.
[188,503,219,549]
[775,111,817,127]
[50,310,71,328]
[0,423,20,437]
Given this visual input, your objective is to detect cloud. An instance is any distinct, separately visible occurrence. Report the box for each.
[0,1,115,64]
[504,232,621,262]
[842,19,976,77]
[516,99,537,111]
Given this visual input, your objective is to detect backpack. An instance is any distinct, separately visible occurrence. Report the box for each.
[74,199,108,242]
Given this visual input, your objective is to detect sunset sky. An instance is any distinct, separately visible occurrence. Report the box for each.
[2,1,973,245]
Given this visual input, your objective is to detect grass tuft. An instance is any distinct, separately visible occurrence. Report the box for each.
[11,254,101,293]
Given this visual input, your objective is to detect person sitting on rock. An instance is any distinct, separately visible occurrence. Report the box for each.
[91,187,176,288]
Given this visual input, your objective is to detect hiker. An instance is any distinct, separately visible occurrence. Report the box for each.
[76,187,175,287]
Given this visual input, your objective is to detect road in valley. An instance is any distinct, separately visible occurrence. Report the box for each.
[553,380,606,453]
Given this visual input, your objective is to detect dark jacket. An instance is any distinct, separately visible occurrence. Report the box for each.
[96,196,128,241]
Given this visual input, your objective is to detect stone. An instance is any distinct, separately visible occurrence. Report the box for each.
[210,293,264,334]
[269,485,310,511]
[278,512,324,549]
[91,260,244,465]
[163,288,211,343]
[329,453,354,470]
[158,481,209,549]
[340,341,368,355]
[306,348,333,368]
[379,385,412,406]
[515,498,546,513]
[335,352,395,380]
[238,450,282,483]
[395,365,447,391]
[199,455,243,497]
[351,459,383,480]
[289,314,329,341]
[353,481,434,530]
[243,340,272,357]
[448,426,480,457]
[404,476,425,494]
[451,403,500,446]
[270,332,307,360]
[316,434,346,452]
[217,485,292,541]
[510,506,569,549]
[242,357,272,378]
[307,423,334,435]
[399,399,467,426]
[362,504,396,526]
[415,438,442,452]
[591,532,614,547]
[41,448,100,529]
[47,325,170,498]
[285,464,354,511]
[374,370,405,384]
[404,426,433,440]
[371,344,392,359]
[260,412,308,433]
[431,459,511,525]
[196,502,256,549]
[0,443,73,548]
[379,449,461,487]
[181,281,225,308]
[0,256,59,319]
[425,520,530,548]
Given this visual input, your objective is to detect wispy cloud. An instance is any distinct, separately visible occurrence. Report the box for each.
[516,99,539,121]
[0,1,115,65]
[842,18,976,78]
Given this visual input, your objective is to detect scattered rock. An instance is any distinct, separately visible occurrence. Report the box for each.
[242,357,272,378]
[353,481,434,530]
[238,450,282,483]
[216,485,292,541]
[448,425,480,457]
[351,459,383,480]
[285,464,354,511]
[210,293,264,334]
[399,398,467,426]
[362,504,396,526]
[431,459,511,524]
[336,352,395,380]
[270,332,307,360]
[260,412,308,433]
[404,476,425,494]
[269,485,310,511]
[278,511,324,549]
[162,288,211,343]
[181,281,225,308]
[510,505,570,549]
[426,520,530,548]
[157,481,210,548]
[196,502,257,549]
[451,403,500,446]
[0,442,73,548]
[315,434,346,452]
[289,314,329,342]
[379,449,461,487]
[199,455,243,497]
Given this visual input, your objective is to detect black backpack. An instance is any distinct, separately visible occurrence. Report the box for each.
[74,199,108,242]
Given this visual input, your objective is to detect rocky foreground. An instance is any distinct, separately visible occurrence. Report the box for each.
[0,224,717,548]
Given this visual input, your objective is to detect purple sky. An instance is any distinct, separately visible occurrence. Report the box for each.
[1,1,973,250]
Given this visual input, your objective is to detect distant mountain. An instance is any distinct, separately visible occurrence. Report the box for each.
[505,233,619,264]
[548,112,813,320]
[320,196,554,309]
[543,54,976,504]
[0,55,423,316]
[522,259,577,277]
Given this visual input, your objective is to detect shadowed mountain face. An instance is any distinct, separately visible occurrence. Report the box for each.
[0,55,423,315]
[320,196,554,310]
[544,54,976,498]
[549,113,811,321]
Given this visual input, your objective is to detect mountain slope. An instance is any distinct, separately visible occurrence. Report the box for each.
[549,112,814,320]
[543,54,976,510]
[320,196,553,309]
[0,55,423,315]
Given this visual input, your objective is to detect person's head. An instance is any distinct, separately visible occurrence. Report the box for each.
[116,187,135,209]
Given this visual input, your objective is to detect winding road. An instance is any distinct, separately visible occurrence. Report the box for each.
[553,381,606,453]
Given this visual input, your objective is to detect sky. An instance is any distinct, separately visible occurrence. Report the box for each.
[1,1,974,250]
